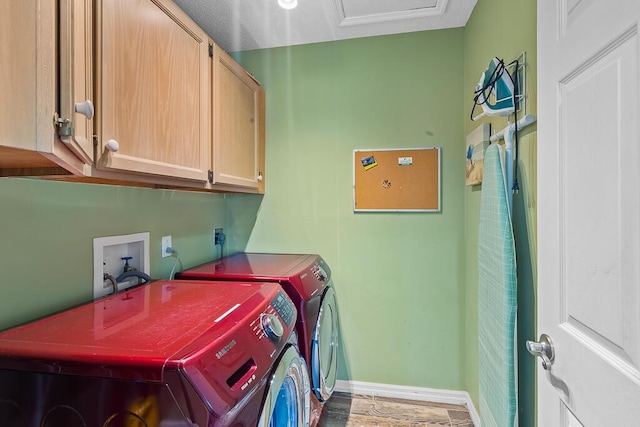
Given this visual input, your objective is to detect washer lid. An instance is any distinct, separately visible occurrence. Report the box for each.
[0,280,280,382]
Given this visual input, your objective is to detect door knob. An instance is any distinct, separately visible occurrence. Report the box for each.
[105,139,120,152]
[526,334,555,370]
[74,100,94,120]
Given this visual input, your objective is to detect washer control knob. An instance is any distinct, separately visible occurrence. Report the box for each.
[261,314,284,342]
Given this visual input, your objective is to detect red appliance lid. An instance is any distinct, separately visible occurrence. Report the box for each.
[181,252,316,279]
[0,280,275,381]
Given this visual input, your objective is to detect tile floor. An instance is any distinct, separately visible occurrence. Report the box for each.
[318,392,475,427]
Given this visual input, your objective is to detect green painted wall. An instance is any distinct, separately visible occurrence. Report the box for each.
[463,0,537,426]
[232,29,467,390]
[233,0,538,420]
[0,178,246,331]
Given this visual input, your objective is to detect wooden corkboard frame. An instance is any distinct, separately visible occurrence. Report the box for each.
[353,147,441,212]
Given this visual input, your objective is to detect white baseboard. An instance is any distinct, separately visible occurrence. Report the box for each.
[334,380,481,427]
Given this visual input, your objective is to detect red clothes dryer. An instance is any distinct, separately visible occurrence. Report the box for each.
[176,253,339,421]
[0,280,310,427]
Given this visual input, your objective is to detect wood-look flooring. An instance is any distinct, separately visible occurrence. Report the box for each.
[318,392,475,427]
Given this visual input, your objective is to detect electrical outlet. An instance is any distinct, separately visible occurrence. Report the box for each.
[162,235,172,258]
[214,228,224,245]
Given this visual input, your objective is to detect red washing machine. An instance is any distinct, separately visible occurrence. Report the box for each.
[176,253,339,425]
[0,280,310,427]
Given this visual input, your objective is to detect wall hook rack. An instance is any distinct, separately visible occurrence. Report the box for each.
[489,113,536,214]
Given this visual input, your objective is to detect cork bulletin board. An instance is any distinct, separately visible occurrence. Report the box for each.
[353,147,441,212]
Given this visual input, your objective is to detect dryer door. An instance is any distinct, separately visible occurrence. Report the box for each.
[257,345,310,427]
[311,286,339,401]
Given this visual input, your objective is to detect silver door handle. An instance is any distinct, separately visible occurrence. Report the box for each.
[526,333,555,370]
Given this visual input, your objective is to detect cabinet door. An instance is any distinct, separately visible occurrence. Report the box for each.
[95,0,210,181]
[212,46,265,192]
[0,1,37,152]
[0,0,85,176]
[59,0,94,163]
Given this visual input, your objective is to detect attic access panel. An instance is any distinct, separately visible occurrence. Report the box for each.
[342,0,439,17]
[338,0,444,24]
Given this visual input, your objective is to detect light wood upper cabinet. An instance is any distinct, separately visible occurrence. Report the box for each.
[0,0,90,176]
[211,45,266,193]
[94,0,210,182]
[2,0,265,193]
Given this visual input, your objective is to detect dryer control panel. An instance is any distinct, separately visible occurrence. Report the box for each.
[290,256,332,301]
[311,263,329,282]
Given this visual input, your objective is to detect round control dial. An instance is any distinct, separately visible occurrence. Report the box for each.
[261,314,284,342]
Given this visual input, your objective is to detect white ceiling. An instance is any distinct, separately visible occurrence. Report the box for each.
[172,0,477,52]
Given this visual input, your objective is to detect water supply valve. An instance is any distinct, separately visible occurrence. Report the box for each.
[121,256,135,273]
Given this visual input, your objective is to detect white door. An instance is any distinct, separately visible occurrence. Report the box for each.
[537,1,640,425]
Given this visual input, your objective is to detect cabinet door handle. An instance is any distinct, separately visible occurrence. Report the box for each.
[74,100,94,120]
[257,172,264,182]
[105,139,120,152]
